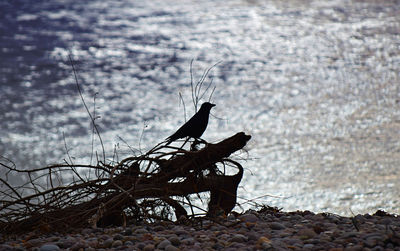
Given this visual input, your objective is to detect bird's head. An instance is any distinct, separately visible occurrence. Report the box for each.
[200,102,216,111]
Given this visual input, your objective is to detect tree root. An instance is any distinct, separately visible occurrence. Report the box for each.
[0,132,251,234]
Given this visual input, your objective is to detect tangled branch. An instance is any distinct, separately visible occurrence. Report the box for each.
[0,132,251,235]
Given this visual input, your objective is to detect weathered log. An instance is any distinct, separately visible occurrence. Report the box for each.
[149,132,251,183]
[94,132,250,221]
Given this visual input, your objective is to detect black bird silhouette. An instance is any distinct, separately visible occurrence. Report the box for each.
[166,102,215,145]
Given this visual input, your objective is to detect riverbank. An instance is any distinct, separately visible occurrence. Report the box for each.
[1,206,399,250]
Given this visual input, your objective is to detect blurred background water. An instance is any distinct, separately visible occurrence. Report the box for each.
[1,0,399,216]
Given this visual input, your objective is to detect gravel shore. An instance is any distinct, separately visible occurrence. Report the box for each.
[1,208,399,251]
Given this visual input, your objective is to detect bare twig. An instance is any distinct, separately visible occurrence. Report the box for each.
[68,54,106,164]
[190,60,221,111]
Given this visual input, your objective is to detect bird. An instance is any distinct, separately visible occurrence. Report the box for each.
[165,102,215,145]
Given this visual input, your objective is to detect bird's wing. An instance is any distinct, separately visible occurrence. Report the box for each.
[165,112,201,143]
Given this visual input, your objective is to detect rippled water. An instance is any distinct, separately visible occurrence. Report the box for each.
[1,0,399,216]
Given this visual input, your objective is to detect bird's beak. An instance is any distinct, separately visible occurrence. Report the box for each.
[211,103,216,107]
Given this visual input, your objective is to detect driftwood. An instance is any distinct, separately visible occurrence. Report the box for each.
[0,132,251,234]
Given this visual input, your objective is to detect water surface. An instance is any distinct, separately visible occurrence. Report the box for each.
[1,0,399,215]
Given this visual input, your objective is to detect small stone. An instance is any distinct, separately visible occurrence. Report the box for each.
[0,245,14,251]
[25,238,44,248]
[227,243,247,250]
[171,226,184,232]
[354,214,366,223]
[327,215,341,224]
[304,244,314,249]
[342,232,359,238]
[239,213,259,223]
[181,237,195,245]
[230,234,248,243]
[154,225,165,231]
[157,239,171,249]
[136,242,146,249]
[99,234,110,240]
[364,237,378,248]
[124,241,134,246]
[193,242,202,249]
[165,245,180,251]
[102,238,113,248]
[86,238,98,248]
[92,228,104,234]
[39,244,60,251]
[81,228,93,235]
[218,233,230,240]
[71,241,88,251]
[113,234,124,240]
[270,222,286,230]
[142,233,154,241]
[13,246,25,251]
[135,228,149,234]
[175,229,188,235]
[57,238,75,249]
[364,233,388,242]
[247,231,259,241]
[122,228,133,236]
[212,242,225,250]
[112,240,123,248]
[168,236,181,246]
[386,243,394,249]
[143,244,155,251]
[47,237,60,243]
[297,228,317,239]
[257,236,272,249]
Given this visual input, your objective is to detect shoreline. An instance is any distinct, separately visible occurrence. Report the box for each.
[1,207,399,250]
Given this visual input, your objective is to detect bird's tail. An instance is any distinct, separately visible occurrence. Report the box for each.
[164,135,175,146]
[164,139,172,146]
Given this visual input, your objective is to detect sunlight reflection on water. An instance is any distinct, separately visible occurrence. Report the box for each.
[1,0,399,215]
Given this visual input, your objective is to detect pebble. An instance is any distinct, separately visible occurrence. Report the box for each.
[136,242,146,249]
[81,228,93,235]
[111,240,123,247]
[56,237,75,249]
[230,233,248,243]
[239,213,259,223]
[39,244,60,251]
[270,222,286,230]
[25,238,44,248]
[247,231,259,241]
[154,225,165,231]
[181,237,195,245]
[102,238,113,248]
[135,228,149,234]
[297,228,317,239]
[2,209,400,250]
[165,244,180,251]
[157,239,172,249]
[125,240,133,246]
[143,244,155,251]
[121,228,132,236]
[168,236,181,246]
[113,233,124,240]
[70,241,88,250]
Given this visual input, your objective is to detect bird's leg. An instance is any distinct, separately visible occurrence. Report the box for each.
[190,138,204,151]
[175,137,190,150]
